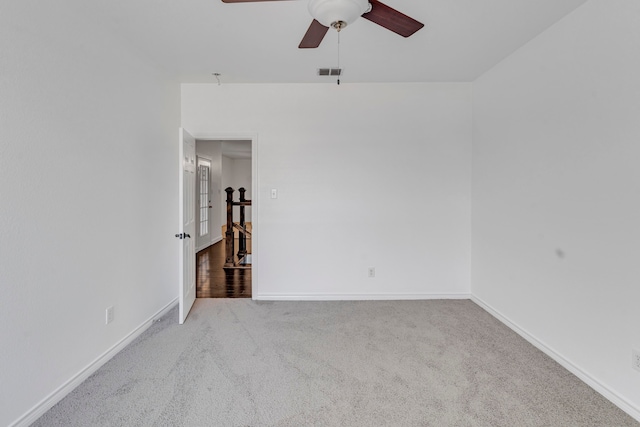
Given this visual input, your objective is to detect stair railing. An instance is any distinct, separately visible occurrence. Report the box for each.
[224,187,251,269]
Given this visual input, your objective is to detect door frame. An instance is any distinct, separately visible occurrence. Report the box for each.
[183,131,259,300]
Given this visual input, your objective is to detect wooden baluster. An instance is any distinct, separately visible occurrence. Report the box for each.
[224,187,235,268]
[238,187,247,260]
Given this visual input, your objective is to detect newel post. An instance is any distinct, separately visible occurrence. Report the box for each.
[224,187,235,268]
[238,187,247,259]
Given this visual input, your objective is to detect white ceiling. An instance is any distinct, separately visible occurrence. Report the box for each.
[88,0,587,84]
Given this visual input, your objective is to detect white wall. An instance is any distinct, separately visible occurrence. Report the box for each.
[472,0,640,418]
[222,156,253,223]
[182,83,472,299]
[196,140,223,250]
[0,2,180,425]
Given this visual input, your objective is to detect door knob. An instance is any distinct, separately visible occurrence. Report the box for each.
[185,233,191,238]
[175,233,183,239]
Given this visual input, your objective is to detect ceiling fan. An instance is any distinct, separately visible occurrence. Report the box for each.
[221,0,424,48]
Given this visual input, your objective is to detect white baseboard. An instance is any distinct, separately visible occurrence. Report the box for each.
[471,295,640,423]
[254,293,471,301]
[195,235,223,253]
[10,298,179,427]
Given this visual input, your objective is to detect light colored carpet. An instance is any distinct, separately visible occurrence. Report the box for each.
[33,299,637,426]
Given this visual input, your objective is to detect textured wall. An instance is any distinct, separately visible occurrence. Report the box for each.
[182,82,472,299]
[0,2,180,425]
[472,0,640,418]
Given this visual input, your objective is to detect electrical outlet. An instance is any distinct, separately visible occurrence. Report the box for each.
[633,349,640,372]
[105,306,114,325]
[368,267,376,278]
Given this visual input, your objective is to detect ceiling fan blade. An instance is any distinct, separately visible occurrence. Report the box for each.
[298,20,329,49]
[221,0,291,3]
[362,0,424,37]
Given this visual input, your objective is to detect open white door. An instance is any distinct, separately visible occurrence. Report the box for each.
[178,128,196,324]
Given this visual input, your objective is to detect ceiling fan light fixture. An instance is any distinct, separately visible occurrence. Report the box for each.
[308,0,371,29]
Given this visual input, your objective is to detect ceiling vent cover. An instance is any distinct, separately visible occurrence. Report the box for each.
[318,68,342,76]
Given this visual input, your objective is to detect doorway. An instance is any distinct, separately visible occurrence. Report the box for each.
[193,138,254,298]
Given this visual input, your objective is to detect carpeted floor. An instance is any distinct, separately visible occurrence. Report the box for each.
[33,299,638,426]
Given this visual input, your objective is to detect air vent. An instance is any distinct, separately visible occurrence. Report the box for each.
[318,68,342,76]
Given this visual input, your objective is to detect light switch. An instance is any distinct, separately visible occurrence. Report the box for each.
[271,189,278,199]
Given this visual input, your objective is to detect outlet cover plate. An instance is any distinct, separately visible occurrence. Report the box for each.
[106,306,114,325]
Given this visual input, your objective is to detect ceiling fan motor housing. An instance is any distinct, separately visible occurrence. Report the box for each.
[308,0,371,28]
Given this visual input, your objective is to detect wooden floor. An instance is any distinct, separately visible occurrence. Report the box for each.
[196,239,252,298]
